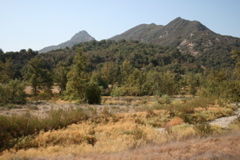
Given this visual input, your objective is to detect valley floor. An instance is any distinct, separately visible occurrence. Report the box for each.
[33,131,240,160]
[0,96,239,160]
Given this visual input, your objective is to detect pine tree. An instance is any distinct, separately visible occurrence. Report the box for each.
[65,48,89,102]
[0,58,14,83]
[24,57,53,95]
[54,61,70,94]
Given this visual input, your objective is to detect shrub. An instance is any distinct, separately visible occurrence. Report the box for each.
[110,86,126,97]
[123,127,146,140]
[0,79,26,104]
[0,107,89,152]
[156,94,171,104]
[193,123,213,136]
[86,83,101,104]
[36,90,53,100]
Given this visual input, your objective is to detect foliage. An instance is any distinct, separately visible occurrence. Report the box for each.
[0,107,89,152]
[64,48,89,102]
[0,58,14,83]
[110,86,126,97]
[193,123,213,136]
[0,49,38,79]
[100,61,119,85]
[0,41,240,103]
[156,94,171,104]
[90,72,108,90]
[0,79,26,104]
[53,61,70,94]
[86,82,102,104]
[23,57,53,95]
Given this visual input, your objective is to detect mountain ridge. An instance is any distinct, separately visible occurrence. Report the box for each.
[39,30,95,53]
[110,17,240,56]
[39,17,240,57]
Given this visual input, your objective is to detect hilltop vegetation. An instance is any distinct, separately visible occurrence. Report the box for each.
[111,17,240,69]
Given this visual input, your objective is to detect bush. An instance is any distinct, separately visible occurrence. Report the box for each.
[86,83,101,104]
[36,90,53,100]
[193,123,213,136]
[0,107,89,152]
[0,79,26,104]
[156,94,171,104]
[110,86,126,97]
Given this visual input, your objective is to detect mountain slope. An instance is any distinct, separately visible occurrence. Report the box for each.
[39,30,95,53]
[111,23,164,43]
[110,17,240,56]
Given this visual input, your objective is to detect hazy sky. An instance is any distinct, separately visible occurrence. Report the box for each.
[1,0,240,52]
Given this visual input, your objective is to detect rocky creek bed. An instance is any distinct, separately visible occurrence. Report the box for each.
[209,104,240,128]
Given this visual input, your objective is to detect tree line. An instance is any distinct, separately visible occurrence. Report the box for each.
[0,40,239,104]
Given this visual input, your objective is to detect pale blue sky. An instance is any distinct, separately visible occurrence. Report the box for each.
[1,0,240,52]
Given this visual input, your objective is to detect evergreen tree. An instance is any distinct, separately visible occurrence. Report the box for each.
[24,57,53,95]
[86,82,101,104]
[202,70,228,97]
[0,58,14,83]
[65,48,89,102]
[54,61,70,94]
[187,73,201,97]
[125,69,146,96]
[0,79,26,104]
[101,62,119,85]
[120,60,133,85]
[90,71,108,90]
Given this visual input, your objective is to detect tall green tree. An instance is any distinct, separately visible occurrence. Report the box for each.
[145,70,178,96]
[0,79,26,104]
[0,58,14,83]
[101,62,119,85]
[120,60,133,85]
[231,49,240,80]
[90,71,108,90]
[202,70,228,97]
[187,73,201,97]
[226,50,240,103]
[158,71,178,96]
[24,57,53,95]
[65,48,89,102]
[125,69,146,96]
[54,61,70,94]
[86,82,102,104]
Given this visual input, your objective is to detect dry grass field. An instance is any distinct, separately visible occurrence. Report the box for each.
[0,96,239,160]
[80,131,240,160]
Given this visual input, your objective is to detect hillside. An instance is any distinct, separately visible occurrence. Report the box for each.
[36,17,240,69]
[110,17,240,57]
[39,30,95,53]
[110,23,164,43]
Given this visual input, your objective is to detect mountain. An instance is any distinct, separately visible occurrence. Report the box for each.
[110,17,240,56]
[39,30,95,53]
[110,23,164,43]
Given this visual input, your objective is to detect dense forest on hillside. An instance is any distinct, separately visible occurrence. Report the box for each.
[0,40,239,104]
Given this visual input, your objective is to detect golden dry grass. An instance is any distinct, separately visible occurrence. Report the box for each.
[82,131,240,160]
[0,118,196,160]
[0,96,238,160]
[1,125,238,160]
